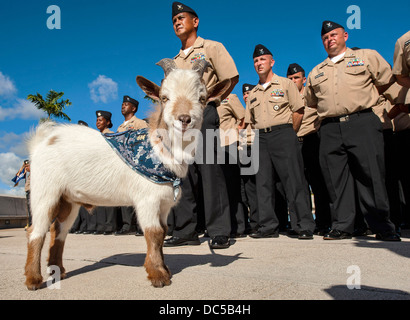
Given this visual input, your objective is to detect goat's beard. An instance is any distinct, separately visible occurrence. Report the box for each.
[151,128,201,167]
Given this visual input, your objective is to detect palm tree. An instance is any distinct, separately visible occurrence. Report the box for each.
[27,90,72,121]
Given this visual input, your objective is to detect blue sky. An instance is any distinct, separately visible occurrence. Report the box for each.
[0,0,409,195]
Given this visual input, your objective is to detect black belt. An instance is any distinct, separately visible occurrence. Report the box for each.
[259,123,292,133]
[322,108,373,125]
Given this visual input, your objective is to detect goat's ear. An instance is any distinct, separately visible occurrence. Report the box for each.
[206,79,232,103]
[136,76,161,102]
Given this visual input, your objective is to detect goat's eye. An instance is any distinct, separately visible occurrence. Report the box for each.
[161,96,169,103]
[199,97,206,104]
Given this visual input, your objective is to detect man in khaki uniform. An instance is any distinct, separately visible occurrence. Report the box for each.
[165,2,239,249]
[392,31,410,229]
[117,95,147,132]
[287,63,331,236]
[245,44,315,240]
[218,94,248,237]
[304,21,399,241]
[240,84,260,233]
[116,95,147,235]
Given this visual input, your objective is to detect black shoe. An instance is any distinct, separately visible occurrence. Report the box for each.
[103,231,112,235]
[93,231,103,235]
[249,230,279,239]
[375,232,401,241]
[135,230,144,236]
[210,236,230,249]
[83,230,92,235]
[298,230,314,240]
[164,236,200,247]
[323,229,352,240]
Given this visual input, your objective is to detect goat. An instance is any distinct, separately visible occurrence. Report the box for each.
[24,58,231,289]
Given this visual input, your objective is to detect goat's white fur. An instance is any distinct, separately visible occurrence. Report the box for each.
[24,63,231,289]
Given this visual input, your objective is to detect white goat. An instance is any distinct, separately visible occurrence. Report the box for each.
[24,59,231,289]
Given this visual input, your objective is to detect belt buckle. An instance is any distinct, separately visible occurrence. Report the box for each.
[298,137,304,142]
[264,127,272,133]
[340,115,349,122]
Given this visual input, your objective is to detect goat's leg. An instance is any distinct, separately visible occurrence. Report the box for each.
[48,200,80,280]
[25,228,46,290]
[143,225,171,287]
[24,203,54,290]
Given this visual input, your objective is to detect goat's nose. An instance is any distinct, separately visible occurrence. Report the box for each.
[178,114,191,125]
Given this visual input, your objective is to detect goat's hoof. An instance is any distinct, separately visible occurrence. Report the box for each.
[150,277,172,288]
[148,269,172,288]
[25,276,43,291]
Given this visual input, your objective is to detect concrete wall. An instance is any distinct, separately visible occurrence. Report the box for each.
[0,194,28,229]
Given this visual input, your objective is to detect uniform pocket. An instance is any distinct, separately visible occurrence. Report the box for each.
[311,74,328,95]
[268,97,286,114]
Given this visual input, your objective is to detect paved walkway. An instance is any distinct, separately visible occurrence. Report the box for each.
[1,228,410,301]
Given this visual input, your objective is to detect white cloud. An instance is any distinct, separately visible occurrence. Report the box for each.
[88,75,118,103]
[0,131,30,157]
[0,98,44,121]
[0,71,17,97]
[0,152,26,195]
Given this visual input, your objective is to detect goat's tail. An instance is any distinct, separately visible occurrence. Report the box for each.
[27,120,56,156]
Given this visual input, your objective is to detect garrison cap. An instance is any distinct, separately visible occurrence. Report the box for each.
[242,83,255,93]
[96,110,113,128]
[321,20,344,36]
[78,120,88,127]
[253,44,272,58]
[172,2,198,19]
[287,63,305,76]
[123,95,139,111]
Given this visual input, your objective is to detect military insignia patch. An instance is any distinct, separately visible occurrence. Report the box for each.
[191,53,206,63]
[273,105,280,111]
[347,58,365,67]
[315,72,324,79]
[271,89,284,97]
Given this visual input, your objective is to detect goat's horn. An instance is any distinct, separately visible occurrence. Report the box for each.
[192,59,210,78]
[156,58,177,77]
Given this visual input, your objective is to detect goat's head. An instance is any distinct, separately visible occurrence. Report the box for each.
[136,59,231,171]
[136,58,231,134]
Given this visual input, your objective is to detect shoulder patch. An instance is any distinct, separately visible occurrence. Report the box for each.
[315,72,324,79]
[250,98,257,104]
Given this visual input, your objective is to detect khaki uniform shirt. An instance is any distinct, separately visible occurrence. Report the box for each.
[393,31,410,104]
[174,36,238,101]
[297,88,321,137]
[117,115,147,132]
[304,48,394,119]
[102,128,114,134]
[244,73,304,129]
[217,94,245,146]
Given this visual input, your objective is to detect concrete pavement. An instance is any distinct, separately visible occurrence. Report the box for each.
[1,227,410,301]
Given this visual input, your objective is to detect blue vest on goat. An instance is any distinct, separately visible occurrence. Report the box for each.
[103,128,181,200]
